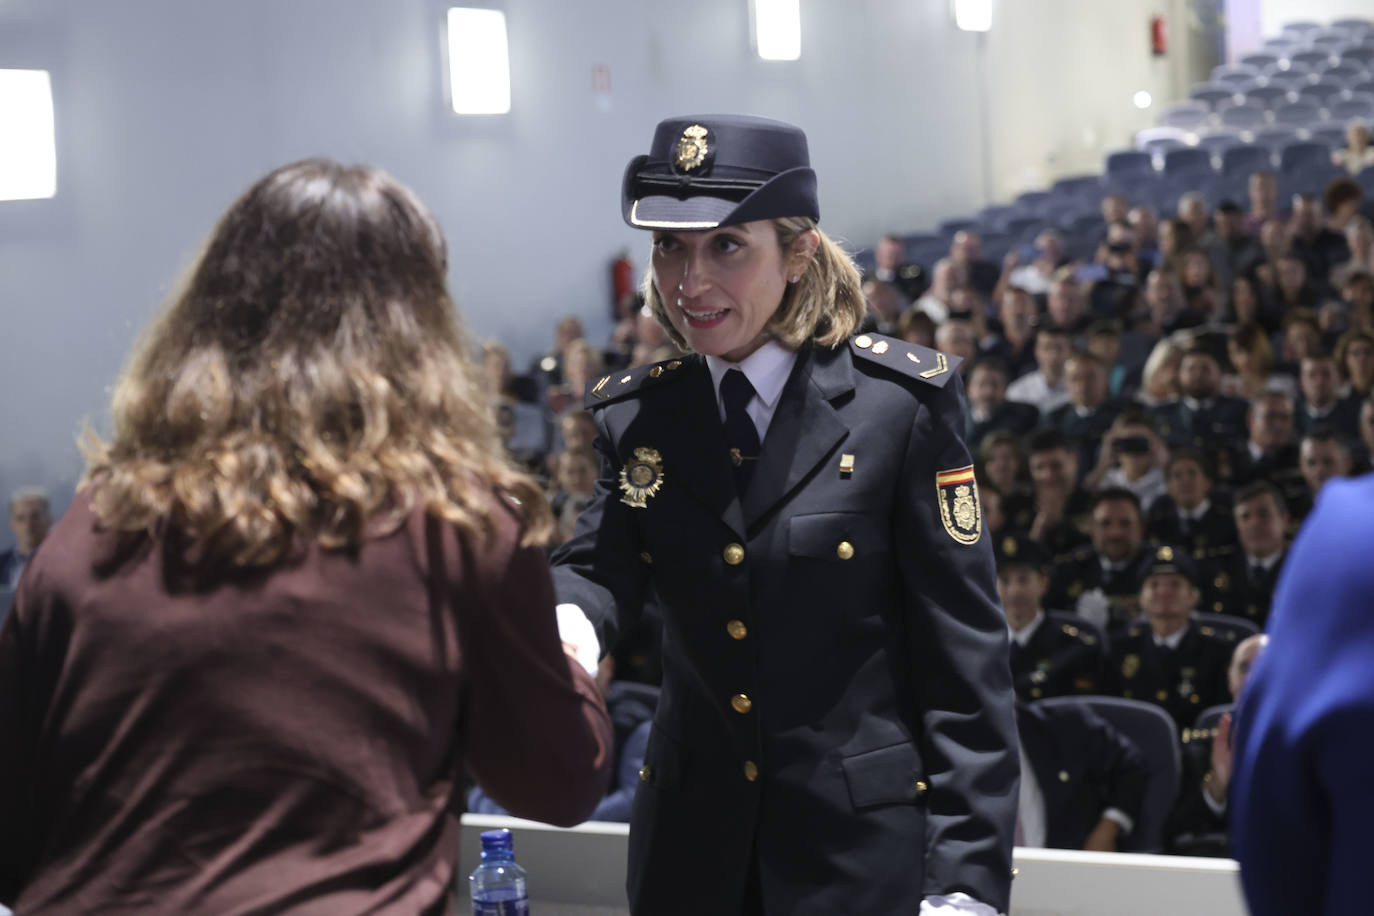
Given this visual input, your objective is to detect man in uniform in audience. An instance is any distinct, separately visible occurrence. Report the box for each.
[964,357,1039,450]
[1046,488,1153,634]
[1026,429,1092,559]
[996,532,1104,702]
[1146,449,1238,566]
[1211,201,1264,280]
[1295,352,1361,441]
[1296,428,1354,521]
[1109,545,1233,730]
[1165,633,1268,857]
[1150,346,1249,464]
[1201,481,1290,627]
[1041,349,1124,472]
[1232,390,1305,511]
[1014,700,1148,852]
[950,229,1000,299]
[2,487,51,589]
[871,234,927,302]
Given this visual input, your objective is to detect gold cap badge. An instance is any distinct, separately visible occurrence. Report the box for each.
[674,124,710,172]
[619,447,665,508]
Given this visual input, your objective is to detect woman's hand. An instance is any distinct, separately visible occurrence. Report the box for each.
[1205,712,1234,806]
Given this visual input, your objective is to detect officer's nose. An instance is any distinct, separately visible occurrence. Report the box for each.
[679,250,712,299]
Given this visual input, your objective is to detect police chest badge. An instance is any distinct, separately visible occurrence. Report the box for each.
[935,465,981,545]
[619,447,665,508]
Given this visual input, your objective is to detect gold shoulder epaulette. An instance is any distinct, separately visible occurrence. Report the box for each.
[585,356,691,408]
[850,333,960,389]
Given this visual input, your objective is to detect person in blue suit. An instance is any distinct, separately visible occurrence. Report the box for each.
[1230,473,1374,915]
[550,115,1019,916]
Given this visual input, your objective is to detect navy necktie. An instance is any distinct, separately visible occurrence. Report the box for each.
[721,368,760,494]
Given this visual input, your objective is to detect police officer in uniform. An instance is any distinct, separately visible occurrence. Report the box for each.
[1045,488,1153,632]
[995,532,1105,701]
[1145,448,1238,566]
[1200,481,1290,628]
[1108,545,1233,730]
[551,115,1018,916]
[1149,345,1248,483]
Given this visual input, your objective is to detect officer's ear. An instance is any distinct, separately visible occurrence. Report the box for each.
[787,229,820,278]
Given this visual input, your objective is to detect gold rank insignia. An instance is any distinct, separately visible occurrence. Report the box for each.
[619,447,665,508]
[935,465,981,545]
[1121,654,1141,679]
[674,124,710,171]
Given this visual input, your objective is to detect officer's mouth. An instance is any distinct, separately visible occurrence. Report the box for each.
[680,304,730,328]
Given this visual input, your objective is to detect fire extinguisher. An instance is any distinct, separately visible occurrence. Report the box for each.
[611,248,635,316]
[1151,15,1167,56]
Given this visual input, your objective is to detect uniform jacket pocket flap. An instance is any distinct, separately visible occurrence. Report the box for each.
[841,741,922,809]
[789,512,889,559]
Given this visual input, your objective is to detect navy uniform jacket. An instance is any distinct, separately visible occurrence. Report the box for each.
[1199,549,1287,627]
[1045,543,1152,623]
[551,336,1019,916]
[1145,497,1238,566]
[1107,622,1232,729]
[1010,612,1105,701]
[1149,395,1249,450]
[1040,398,1126,470]
[1231,476,1374,915]
[1016,702,1148,850]
[966,400,1038,453]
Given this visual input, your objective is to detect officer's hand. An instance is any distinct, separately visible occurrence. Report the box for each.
[1083,817,1121,852]
[1206,712,1233,804]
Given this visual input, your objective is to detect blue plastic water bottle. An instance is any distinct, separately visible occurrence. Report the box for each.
[469,828,530,915]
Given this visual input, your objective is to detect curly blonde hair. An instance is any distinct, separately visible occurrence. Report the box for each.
[82,159,552,568]
[642,217,866,352]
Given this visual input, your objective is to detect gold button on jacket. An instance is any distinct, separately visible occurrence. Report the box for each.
[726,619,748,640]
[836,540,854,560]
[743,760,759,782]
[723,543,745,565]
[731,693,752,714]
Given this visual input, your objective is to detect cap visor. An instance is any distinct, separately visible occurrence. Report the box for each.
[626,195,736,230]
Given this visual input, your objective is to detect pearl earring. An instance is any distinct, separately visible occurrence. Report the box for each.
[677,296,685,306]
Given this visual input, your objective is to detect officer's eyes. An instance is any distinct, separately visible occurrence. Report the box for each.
[652,235,682,254]
[712,235,743,254]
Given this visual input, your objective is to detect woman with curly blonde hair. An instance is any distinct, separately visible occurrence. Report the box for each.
[0,159,611,914]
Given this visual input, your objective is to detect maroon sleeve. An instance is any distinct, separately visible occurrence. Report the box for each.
[459,524,613,828]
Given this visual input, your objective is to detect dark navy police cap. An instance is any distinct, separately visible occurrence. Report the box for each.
[993,532,1050,573]
[621,114,819,230]
[1142,544,1198,587]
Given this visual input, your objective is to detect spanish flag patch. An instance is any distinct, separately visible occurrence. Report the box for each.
[935,465,982,545]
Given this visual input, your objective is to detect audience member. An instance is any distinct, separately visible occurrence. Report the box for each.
[934,317,979,373]
[913,257,966,323]
[1332,118,1374,175]
[950,229,1001,299]
[1042,350,1123,470]
[1232,390,1306,515]
[1046,270,1091,339]
[871,233,927,301]
[1005,230,1069,297]
[1007,325,1072,414]
[1109,546,1233,729]
[1244,171,1282,235]
[1225,272,1265,328]
[1295,351,1360,440]
[1297,428,1353,518]
[530,314,586,390]
[1201,481,1290,625]
[1181,251,1224,325]
[979,431,1035,534]
[1136,270,1204,339]
[897,305,937,348]
[1150,346,1248,483]
[1335,327,1374,398]
[1015,700,1147,851]
[1,488,51,589]
[985,286,1040,379]
[966,357,1039,448]
[1146,448,1237,564]
[1047,488,1152,633]
[1213,202,1264,282]
[1178,192,1231,287]
[1129,206,1162,268]
[995,533,1104,701]
[1090,414,1169,513]
[1135,335,1186,408]
[1222,323,1295,400]
[1026,429,1092,558]
[1165,633,1268,857]
[860,276,905,335]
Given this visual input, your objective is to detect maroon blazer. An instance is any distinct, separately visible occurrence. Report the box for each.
[0,492,611,914]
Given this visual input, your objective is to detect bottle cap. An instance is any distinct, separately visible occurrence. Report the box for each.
[479,829,514,853]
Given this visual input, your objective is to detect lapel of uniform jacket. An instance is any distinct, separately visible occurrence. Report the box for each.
[652,355,747,538]
[742,343,853,530]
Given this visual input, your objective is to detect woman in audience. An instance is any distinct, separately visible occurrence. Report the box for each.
[1181,250,1224,325]
[1227,272,1265,328]
[1275,309,1323,378]
[1137,335,1187,407]
[1156,218,1196,278]
[1343,221,1374,277]
[551,114,1017,915]
[0,159,613,913]
[1332,118,1374,175]
[1340,267,1374,332]
[978,430,1036,533]
[1224,322,1296,400]
[1336,328,1374,400]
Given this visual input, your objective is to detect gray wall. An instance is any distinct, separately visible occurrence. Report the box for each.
[0,0,1207,534]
